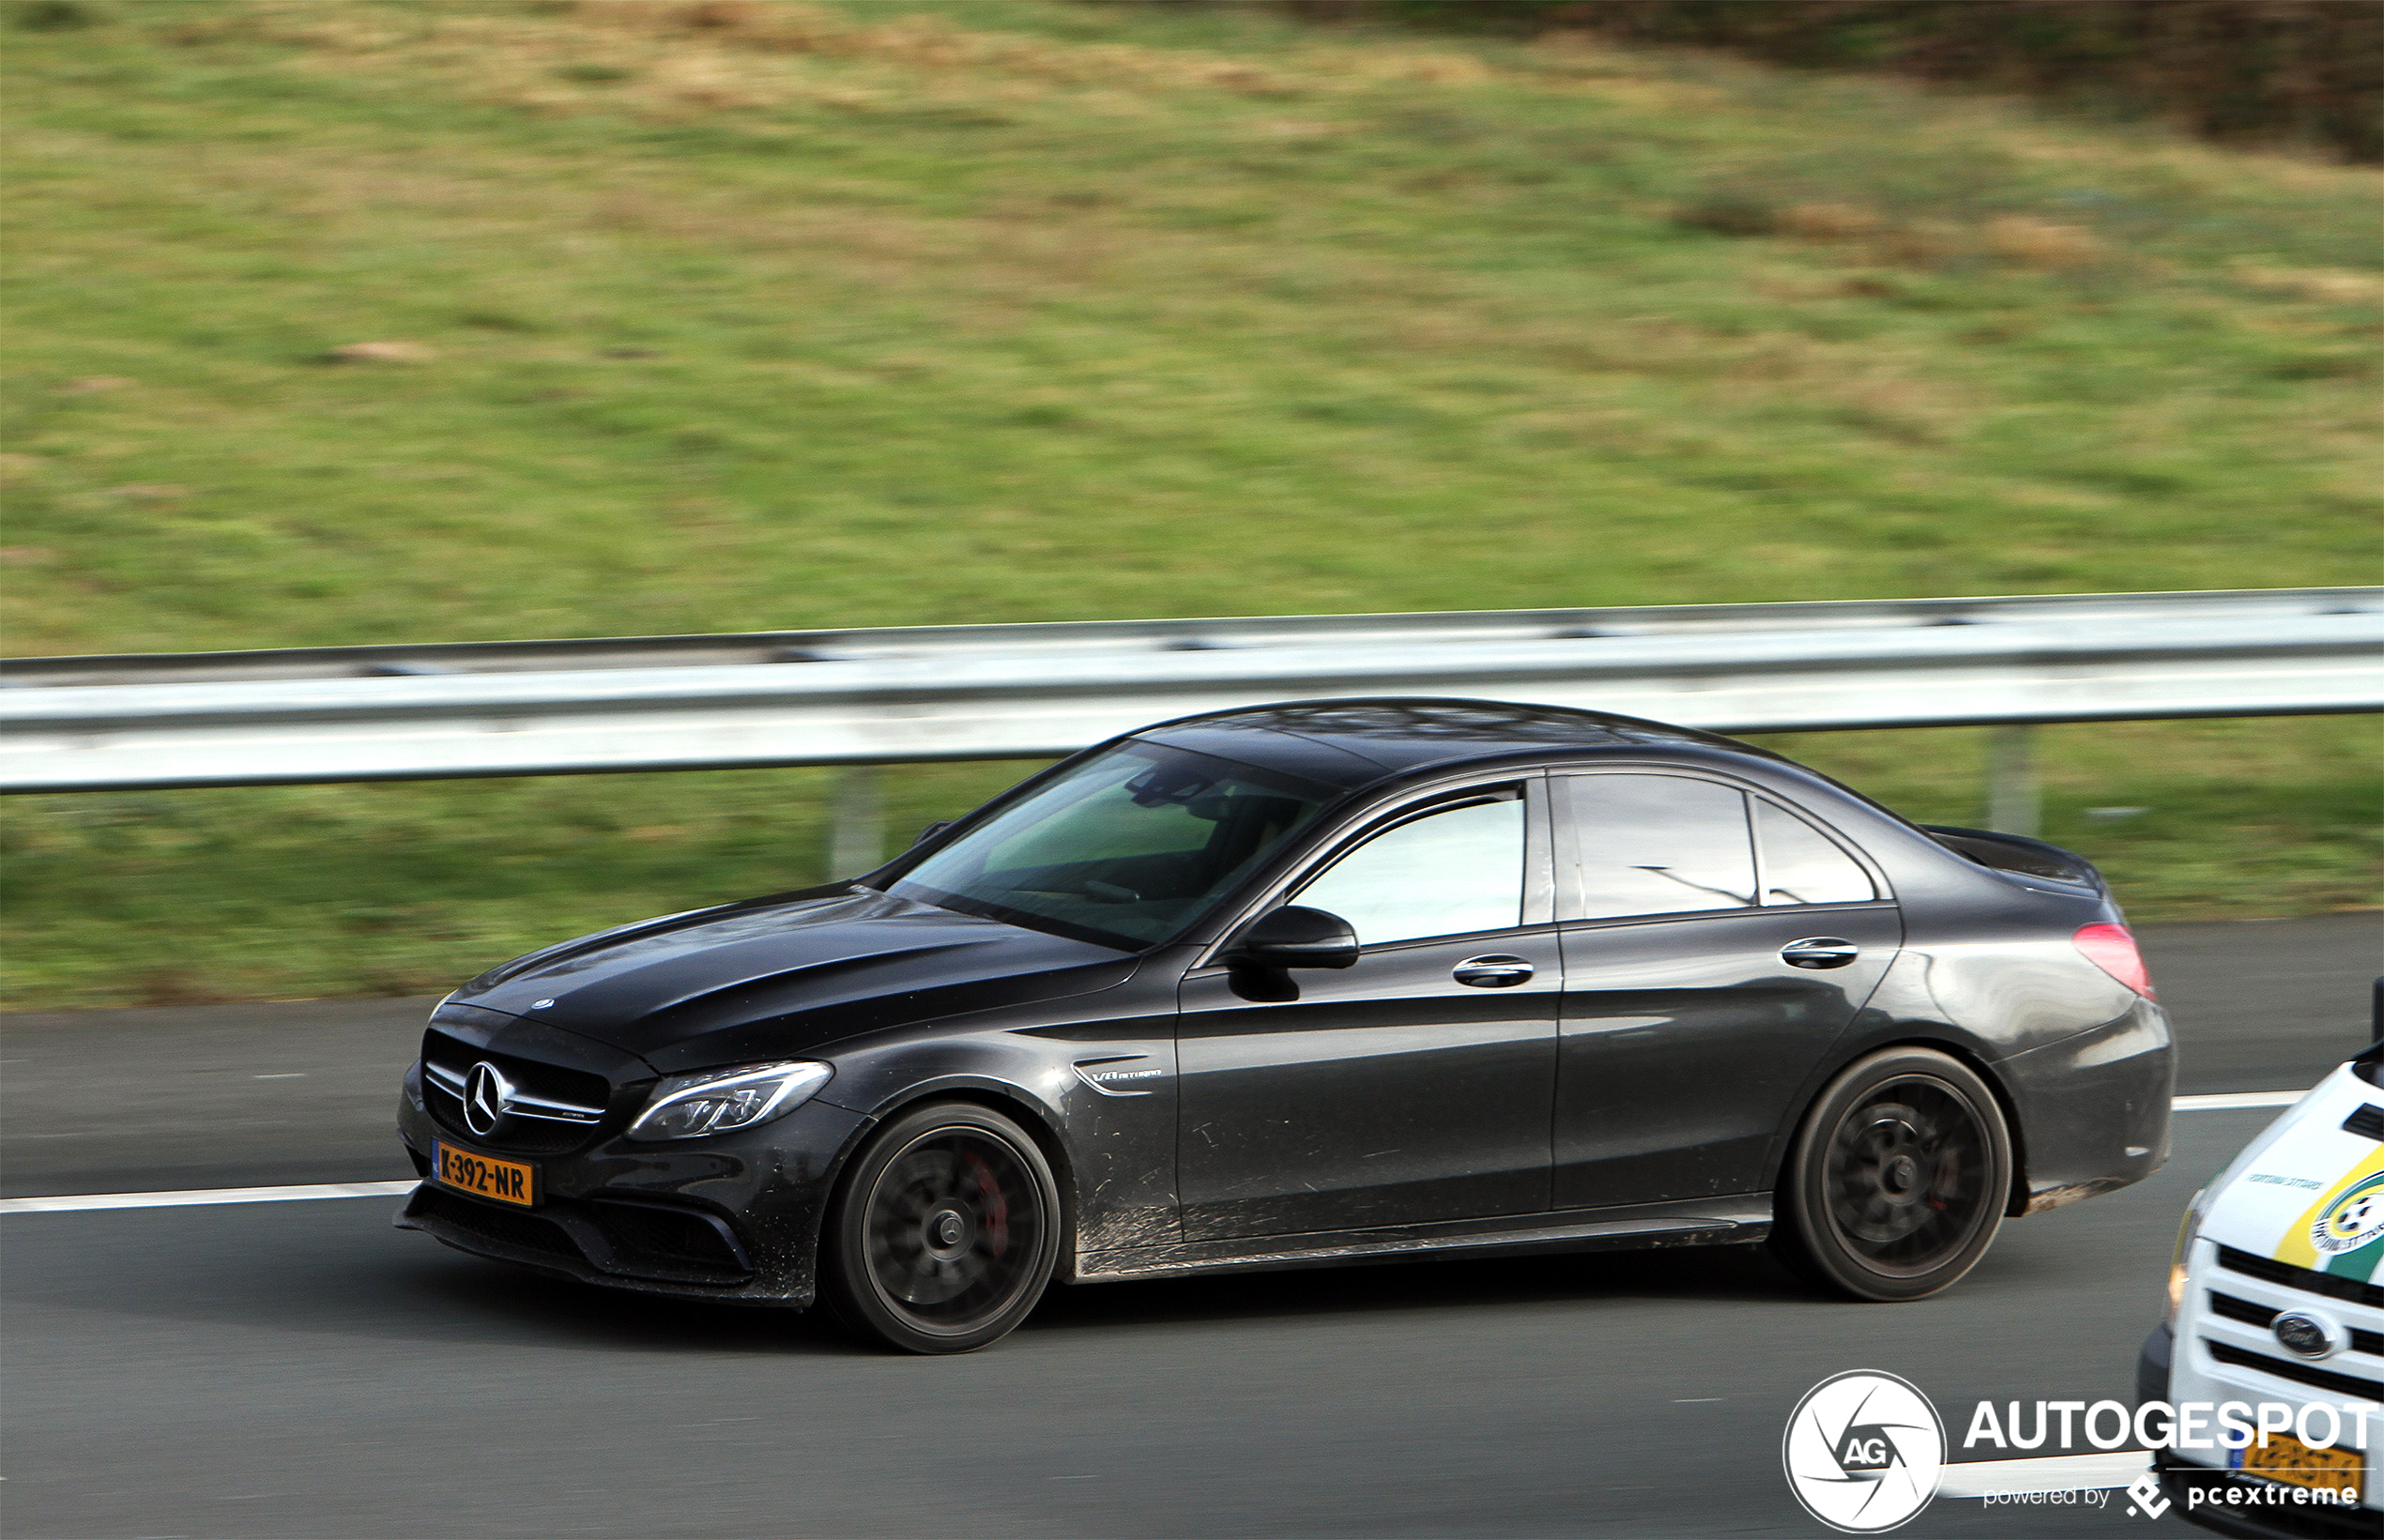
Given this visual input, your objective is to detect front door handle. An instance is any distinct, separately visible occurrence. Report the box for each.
[1454,954,1535,988]
[1781,938,1859,970]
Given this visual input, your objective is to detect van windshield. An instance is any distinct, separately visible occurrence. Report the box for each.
[889,742,1328,951]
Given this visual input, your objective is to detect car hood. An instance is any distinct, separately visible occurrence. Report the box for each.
[451,888,1137,1075]
[2199,1061,2384,1283]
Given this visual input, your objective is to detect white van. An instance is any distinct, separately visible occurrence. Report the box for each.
[2140,983,2384,1537]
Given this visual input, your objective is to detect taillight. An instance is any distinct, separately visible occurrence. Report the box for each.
[2073,922,2156,999]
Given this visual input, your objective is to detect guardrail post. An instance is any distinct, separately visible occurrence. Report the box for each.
[1986,725,2040,838]
[829,765,884,878]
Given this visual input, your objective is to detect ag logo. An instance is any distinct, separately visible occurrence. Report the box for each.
[1782,1370,1944,1533]
[2311,1170,2384,1256]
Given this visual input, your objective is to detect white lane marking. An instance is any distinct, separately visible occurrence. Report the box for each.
[0,1087,2324,1216]
[2175,1090,2308,1110]
[0,1180,417,1214]
[1938,1450,2148,1497]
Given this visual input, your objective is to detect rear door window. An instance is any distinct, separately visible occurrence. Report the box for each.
[1561,774,1757,921]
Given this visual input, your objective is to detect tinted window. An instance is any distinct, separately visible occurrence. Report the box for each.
[893,743,1323,949]
[1757,800,1875,906]
[1294,796,1523,946]
[1564,774,1756,920]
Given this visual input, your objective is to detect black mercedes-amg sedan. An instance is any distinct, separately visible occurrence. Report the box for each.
[397,699,2171,1352]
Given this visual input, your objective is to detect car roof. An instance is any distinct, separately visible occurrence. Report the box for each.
[1131,696,1786,794]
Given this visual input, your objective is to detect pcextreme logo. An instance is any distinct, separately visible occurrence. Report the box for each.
[1782,1370,1945,1533]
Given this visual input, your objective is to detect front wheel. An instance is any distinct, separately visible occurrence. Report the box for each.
[820,1102,1062,1353]
[1771,1047,2012,1302]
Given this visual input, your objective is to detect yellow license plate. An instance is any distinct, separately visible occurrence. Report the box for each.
[2235,1430,2364,1496]
[433,1141,535,1207]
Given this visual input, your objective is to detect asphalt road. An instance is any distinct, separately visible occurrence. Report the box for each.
[2,1111,2264,1538]
[2,913,2377,1540]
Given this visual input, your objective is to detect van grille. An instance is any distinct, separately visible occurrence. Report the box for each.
[2205,1340,2384,1401]
[2217,1245,2384,1311]
[2209,1290,2384,1355]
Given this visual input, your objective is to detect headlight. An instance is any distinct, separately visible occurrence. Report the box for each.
[627,1060,833,1142]
[2164,1187,2207,1325]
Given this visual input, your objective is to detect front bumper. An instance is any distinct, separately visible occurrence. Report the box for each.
[2140,1237,2384,1538]
[396,1084,871,1306]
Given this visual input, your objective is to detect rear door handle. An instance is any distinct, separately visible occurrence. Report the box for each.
[1454,955,1535,988]
[1781,938,1859,970]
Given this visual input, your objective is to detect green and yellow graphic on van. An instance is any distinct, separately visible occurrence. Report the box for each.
[2280,1148,2384,1281]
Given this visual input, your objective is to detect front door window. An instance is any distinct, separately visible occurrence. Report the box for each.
[1293,796,1524,944]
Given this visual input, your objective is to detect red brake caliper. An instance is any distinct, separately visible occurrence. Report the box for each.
[965,1151,1010,1258]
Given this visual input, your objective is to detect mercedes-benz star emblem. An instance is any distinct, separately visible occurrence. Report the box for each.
[464,1060,512,1138]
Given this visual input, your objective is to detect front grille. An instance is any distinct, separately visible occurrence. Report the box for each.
[424,1077,597,1155]
[409,1185,584,1265]
[421,1028,615,1155]
[2219,1246,2384,1311]
[2207,1340,2384,1401]
[408,1183,753,1286]
[592,1200,751,1277]
[2212,1290,2280,1329]
[2210,1291,2384,1356]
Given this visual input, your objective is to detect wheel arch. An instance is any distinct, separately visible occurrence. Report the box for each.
[832,1077,1083,1264]
[1777,1035,2032,1219]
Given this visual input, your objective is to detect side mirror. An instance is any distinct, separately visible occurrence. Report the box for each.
[1233,906,1359,970]
[912,820,955,848]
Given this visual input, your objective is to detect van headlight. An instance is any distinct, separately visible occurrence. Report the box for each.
[627,1060,833,1142]
[2165,1187,2208,1325]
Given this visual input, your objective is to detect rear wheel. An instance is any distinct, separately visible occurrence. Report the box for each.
[1771,1047,2011,1302]
[821,1102,1062,1353]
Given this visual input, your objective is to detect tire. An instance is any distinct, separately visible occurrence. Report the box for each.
[820,1102,1063,1354]
[1770,1047,2012,1303]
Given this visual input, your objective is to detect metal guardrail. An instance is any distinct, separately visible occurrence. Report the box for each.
[7,586,2373,687]
[8,587,2374,857]
[0,590,2364,810]
[2,589,2376,802]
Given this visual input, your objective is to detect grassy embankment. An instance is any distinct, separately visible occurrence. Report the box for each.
[3,0,2376,1007]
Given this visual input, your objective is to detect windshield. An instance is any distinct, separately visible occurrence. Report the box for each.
[889,742,1329,950]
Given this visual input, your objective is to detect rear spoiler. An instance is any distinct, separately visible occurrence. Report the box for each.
[1920,825,2104,891]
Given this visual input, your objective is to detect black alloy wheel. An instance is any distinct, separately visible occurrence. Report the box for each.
[1772,1047,2012,1302]
[822,1102,1062,1353]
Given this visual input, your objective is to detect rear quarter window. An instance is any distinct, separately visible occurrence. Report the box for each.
[1756,800,1875,907]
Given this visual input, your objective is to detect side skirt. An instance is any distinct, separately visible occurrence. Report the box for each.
[1071,1194,1770,1285]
